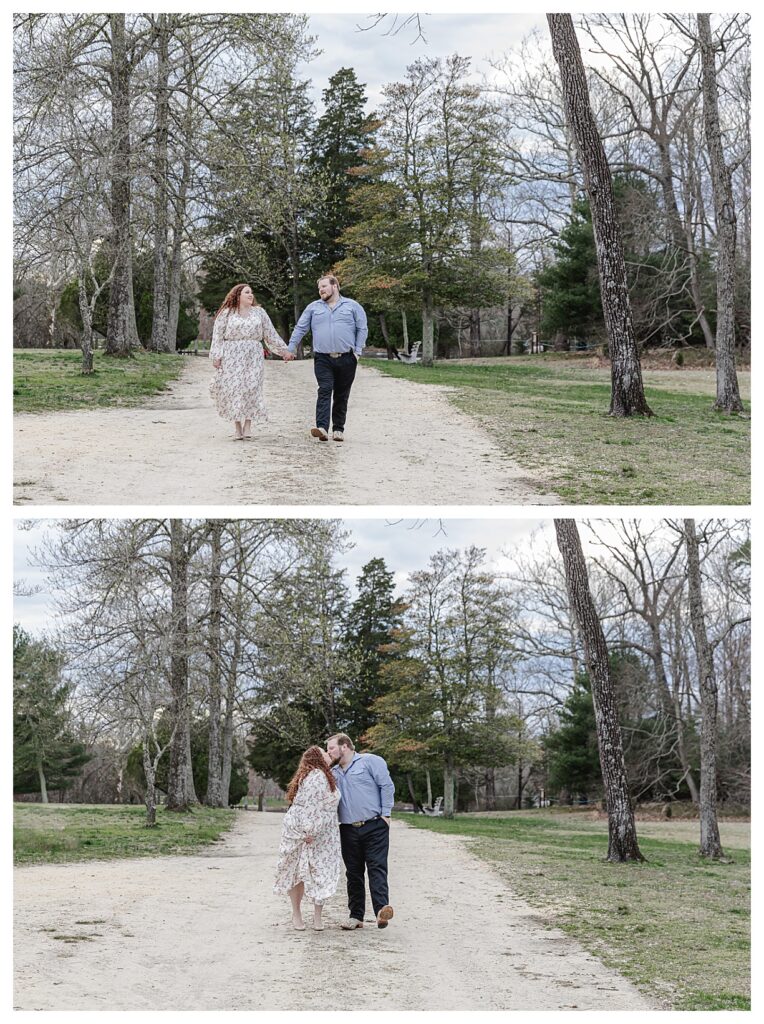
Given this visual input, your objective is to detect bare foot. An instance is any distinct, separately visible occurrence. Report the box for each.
[292,914,306,931]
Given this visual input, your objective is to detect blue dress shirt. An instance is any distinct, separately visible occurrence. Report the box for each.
[287,296,368,355]
[332,753,395,824]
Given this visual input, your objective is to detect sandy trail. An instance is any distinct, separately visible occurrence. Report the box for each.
[13,358,558,505]
[14,812,652,1011]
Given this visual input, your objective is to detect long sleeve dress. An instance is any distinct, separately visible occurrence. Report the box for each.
[273,769,342,905]
[209,306,290,423]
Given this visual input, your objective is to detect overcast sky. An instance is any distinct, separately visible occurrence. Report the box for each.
[302,13,546,113]
[13,518,554,636]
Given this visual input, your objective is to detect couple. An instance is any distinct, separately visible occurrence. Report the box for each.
[209,275,368,442]
[273,733,395,932]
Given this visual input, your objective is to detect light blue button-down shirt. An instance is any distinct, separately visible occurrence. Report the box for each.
[332,753,395,823]
[287,296,368,355]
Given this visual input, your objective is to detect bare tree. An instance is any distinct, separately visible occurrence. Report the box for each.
[554,519,644,862]
[683,520,724,859]
[546,14,652,417]
[697,15,744,413]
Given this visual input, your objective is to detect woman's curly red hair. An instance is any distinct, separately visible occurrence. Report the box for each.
[215,283,259,317]
[285,745,337,804]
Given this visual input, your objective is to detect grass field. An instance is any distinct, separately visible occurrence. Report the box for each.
[13,803,235,865]
[373,356,750,504]
[13,349,186,413]
[405,810,750,1011]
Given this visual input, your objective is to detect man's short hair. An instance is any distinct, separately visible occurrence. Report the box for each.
[327,732,355,751]
[317,273,339,288]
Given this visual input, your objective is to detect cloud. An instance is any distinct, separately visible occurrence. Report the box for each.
[303,13,546,114]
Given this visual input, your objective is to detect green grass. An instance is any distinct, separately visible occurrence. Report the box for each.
[13,349,186,413]
[13,803,235,865]
[405,811,750,1010]
[372,357,750,504]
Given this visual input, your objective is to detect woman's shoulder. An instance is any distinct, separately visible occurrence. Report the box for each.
[304,767,329,787]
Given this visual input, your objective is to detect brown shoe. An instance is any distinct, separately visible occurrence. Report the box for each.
[376,905,394,929]
[310,427,329,441]
[340,918,364,930]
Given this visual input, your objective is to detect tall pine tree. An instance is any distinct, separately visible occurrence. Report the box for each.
[342,557,404,741]
[308,67,377,275]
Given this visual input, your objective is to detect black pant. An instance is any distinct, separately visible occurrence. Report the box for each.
[339,817,390,921]
[314,352,357,431]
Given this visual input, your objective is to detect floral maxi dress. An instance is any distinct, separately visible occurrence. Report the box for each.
[209,306,290,422]
[273,769,342,905]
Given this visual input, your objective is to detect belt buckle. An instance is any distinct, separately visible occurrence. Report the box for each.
[351,820,364,827]
[329,352,341,359]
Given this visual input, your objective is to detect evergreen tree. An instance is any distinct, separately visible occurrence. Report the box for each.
[308,67,378,275]
[538,200,602,342]
[544,671,601,802]
[342,557,404,740]
[13,626,90,800]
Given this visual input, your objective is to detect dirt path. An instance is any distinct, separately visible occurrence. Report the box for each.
[13,358,558,505]
[14,812,652,1011]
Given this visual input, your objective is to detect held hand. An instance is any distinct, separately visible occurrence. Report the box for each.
[213,358,222,369]
[282,351,296,361]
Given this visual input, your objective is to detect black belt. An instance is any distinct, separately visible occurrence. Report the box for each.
[342,815,381,828]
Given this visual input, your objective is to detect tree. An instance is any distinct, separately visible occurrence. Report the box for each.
[105,14,143,355]
[546,15,652,416]
[538,199,601,343]
[13,626,90,800]
[553,519,644,862]
[545,672,600,801]
[367,547,518,817]
[683,520,724,859]
[342,557,404,739]
[340,55,510,366]
[308,67,377,274]
[697,15,744,413]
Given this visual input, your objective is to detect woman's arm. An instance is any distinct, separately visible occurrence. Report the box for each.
[260,309,294,360]
[210,312,227,366]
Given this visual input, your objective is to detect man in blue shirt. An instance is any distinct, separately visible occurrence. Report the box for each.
[288,274,368,443]
[327,732,395,930]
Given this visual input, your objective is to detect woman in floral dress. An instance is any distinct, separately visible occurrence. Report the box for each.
[273,746,342,931]
[209,283,294,439]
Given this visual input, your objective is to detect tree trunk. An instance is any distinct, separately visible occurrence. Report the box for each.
[401,310,409,354]
[406,773,423,812]
[683,519,724,859]
[106,14,138,356]
[547,14,652,417]
[697,14,744,413]
[166,519,196,810]
[425,767,433,808]
[516,758,525,809]
[205,521,223,806]
[143,741,157,827]
[37,753,49,804]
[484,767,496,811]
[421,285,434,366]
[554,519,645,862]
[443,754,455,818]
[78,276,94,374]
[150,15,171,353]
[469,309,481,357]
[379,312,396,359]
[220,558,244,807]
